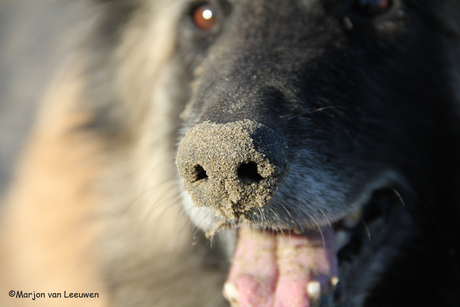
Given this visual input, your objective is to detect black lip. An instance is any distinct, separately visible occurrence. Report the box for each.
[336,187,404,262]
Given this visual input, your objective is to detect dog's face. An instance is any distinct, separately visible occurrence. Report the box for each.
[172,0,457,305]
[177,0,447,229]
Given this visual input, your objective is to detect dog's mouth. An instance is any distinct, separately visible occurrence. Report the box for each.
[221,187,403,307]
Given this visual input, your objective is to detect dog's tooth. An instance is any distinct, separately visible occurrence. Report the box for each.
[320,276,340,296]
[343,209,363,228]
[330,276,339,287]
[307,281,321,305]
[335,230,351,251]
[223,283,239,305]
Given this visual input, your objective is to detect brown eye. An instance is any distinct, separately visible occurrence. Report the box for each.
[193,4,218,30]
[355,0,391,16]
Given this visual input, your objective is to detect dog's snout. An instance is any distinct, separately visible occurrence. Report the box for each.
[176,120,288,219]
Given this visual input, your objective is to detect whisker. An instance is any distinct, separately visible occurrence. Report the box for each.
[361,220,372,242]
[193,226,201,240]
[279,204,292,218]
[310,105,349,116]
[393,188,405,207]
[312,218,326,250]
[172,214,193,252]
[316,206,332,228]
[286,105,351,120]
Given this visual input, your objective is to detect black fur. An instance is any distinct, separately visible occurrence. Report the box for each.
[90,0,460,306]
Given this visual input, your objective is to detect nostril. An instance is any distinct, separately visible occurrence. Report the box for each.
[192,165,208,182]
[237,162,264,183]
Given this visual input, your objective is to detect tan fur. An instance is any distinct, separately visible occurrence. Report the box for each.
[96,2,228,305]
[0,2,229,306]
[0,65,107,307]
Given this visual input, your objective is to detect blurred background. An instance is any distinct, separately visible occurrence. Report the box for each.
[0,0,88,198]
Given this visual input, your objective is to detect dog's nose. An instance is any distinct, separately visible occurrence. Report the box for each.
[176,120,288,219]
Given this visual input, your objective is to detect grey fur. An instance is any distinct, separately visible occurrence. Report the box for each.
[0,0,459,306]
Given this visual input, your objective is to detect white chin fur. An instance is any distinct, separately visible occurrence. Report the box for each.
[181,190,221,231]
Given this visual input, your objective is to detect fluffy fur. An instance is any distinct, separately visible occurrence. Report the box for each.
[1,0,460,306]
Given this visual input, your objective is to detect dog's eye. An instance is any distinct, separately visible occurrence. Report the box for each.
[192,4,218,30]
[355,0,391,16]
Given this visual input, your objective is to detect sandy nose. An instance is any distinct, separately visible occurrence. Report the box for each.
[176,120,288,219]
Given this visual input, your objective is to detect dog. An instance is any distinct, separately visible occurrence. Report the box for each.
[0,0,460,306]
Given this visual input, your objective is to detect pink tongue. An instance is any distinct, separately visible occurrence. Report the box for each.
[223,226,338,307]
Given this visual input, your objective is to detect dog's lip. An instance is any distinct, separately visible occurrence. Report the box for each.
[257,185,403,242]
[207,181,405,235]
[194,170,409,239]
[206,185,404,247]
